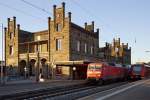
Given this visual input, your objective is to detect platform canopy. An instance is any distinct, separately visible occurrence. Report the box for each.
[53,60,94,66]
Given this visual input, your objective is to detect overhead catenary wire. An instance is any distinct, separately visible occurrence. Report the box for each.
[71,0,121,42]
[0,2,47,22]
[20,0,52,16]
[71,0,104,28]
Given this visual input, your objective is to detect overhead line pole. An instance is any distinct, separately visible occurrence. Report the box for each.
[1,23,4,84]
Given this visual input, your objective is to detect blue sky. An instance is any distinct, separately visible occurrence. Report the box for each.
[0,0,150,64]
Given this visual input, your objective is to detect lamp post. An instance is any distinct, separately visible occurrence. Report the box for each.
[1,23,4,84]
[145,51,150,63]
[73,67,76,80]
[52,62,56,79]
[36,50,40,82]
[115,47,119,63]
[24,66,27,79]
[36,40,40,82]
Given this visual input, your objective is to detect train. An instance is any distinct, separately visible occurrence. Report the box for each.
[87,62,129,84]
[87,62,150,84]
[129,64,150,80]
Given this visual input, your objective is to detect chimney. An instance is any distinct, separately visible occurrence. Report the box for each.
[48,17,51,33]
[97,28,99,34]
[13,16,16,21]
[118,38,120,43]
[53,5,56,19]
[85,22,87,29]
[17,24,20,30]
[53,5,56,28]
[62,2,65,26]
[62,2,65,10]
[92,21,94,32]
[68,12,71,22]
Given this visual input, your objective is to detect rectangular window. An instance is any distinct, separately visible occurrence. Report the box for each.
[36,44,42,52]
[84,43,87,53]
[77,41,80,52]
[56,39,62,51]
[9,46,13,55]
[37,36,41,41]
[39,44,42,52]
[56,23,62,32]
[90,46,94,54]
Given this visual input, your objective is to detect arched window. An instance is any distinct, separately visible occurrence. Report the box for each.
[10,32,14,39]
[9,45,13,55]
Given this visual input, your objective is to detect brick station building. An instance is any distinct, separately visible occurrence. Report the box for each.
[5,2,100,80]
[99,38,131,65]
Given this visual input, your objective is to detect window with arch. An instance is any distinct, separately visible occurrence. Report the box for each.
[10,32,14,39]
[9,45,13,55]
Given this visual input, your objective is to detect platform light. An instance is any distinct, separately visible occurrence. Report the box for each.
[73,67,76,71]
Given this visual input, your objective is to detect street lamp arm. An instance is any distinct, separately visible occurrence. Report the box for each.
[145,51,150,53]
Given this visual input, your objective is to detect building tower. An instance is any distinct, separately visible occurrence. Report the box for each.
[5,16,20,75]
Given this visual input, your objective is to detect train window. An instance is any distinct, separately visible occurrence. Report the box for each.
[133,65,142,72]
[88,65,95,70]
[116,64,122,67]
[95,65,102,70]
[108,62,115,66]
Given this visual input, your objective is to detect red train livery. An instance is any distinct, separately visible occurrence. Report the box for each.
[87,62,128,84]
[129,64,150,80]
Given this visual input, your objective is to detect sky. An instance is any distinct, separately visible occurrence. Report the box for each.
[0,0,150,64]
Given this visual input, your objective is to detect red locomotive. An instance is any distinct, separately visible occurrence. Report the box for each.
[87,62,128,84]
[129,64,150,80]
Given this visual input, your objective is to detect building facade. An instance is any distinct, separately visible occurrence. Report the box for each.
[5,2,100,79]
[99,38,131,65]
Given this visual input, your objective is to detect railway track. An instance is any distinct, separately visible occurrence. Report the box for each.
[29,81,129,100]
[0,83,87,100]
[30,85,97,100]
[1,81,130,100]
[42,81,128,100]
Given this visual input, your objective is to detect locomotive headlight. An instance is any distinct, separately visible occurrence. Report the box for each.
[95,71,101,74]
[87,71,92,74]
